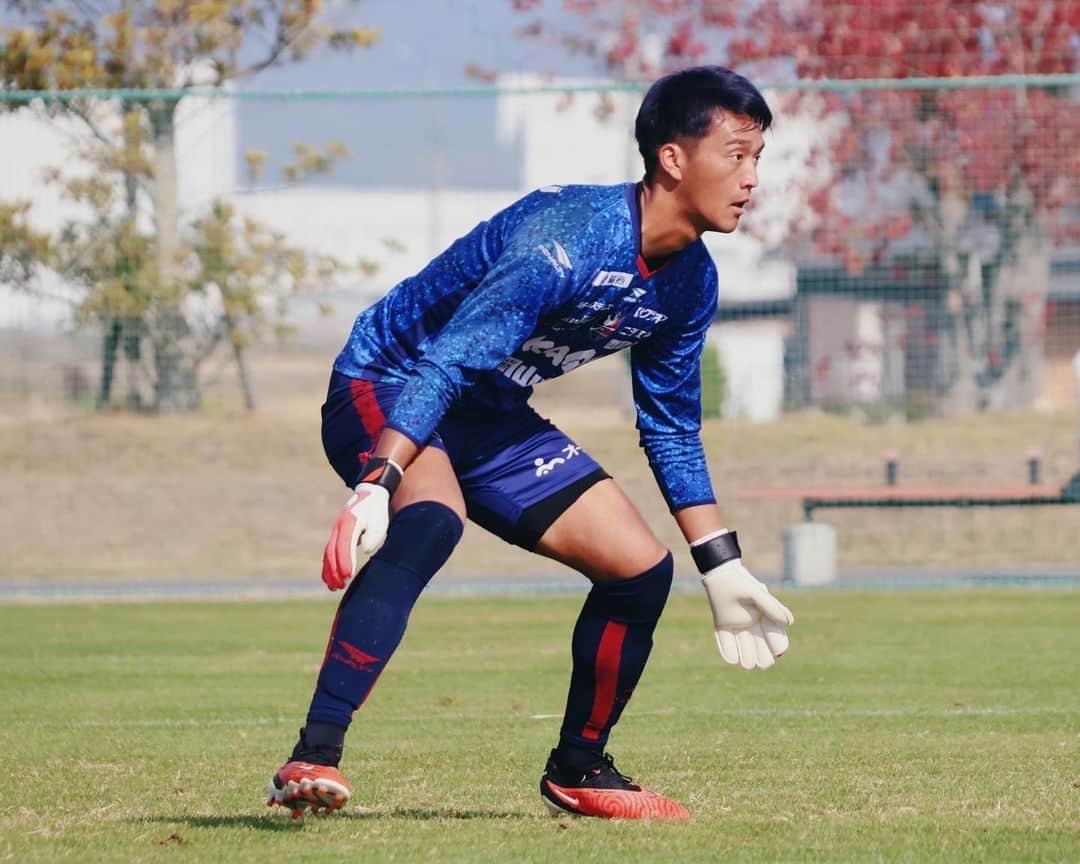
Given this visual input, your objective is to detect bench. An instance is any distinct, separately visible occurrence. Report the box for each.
[738,453,1080,584]
[740,450,1080,520]
[740,481,1079,520]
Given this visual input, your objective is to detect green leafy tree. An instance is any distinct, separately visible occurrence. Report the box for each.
[0,1,378,411]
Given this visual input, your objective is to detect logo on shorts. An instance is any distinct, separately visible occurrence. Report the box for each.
[534,444,582,477]
[534,456,565,477]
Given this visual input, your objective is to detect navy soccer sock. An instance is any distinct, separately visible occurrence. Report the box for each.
[555,552,674,767]
[302,501,463,739]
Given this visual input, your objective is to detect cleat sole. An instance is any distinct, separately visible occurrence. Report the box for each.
[266,763,352,818]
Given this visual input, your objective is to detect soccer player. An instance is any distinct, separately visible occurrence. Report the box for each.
[267,65,794,821]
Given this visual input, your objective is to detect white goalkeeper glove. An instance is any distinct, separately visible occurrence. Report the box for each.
[693,530,794,670]
[321,457,403,591]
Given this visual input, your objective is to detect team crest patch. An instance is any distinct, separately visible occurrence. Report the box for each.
[591,313,624,339]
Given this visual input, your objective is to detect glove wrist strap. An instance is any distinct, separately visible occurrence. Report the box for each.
[357,457,404,496]
[691,530,741,574]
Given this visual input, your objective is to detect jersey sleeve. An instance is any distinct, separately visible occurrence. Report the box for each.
[629,258,718,512]
[384,219,589,446]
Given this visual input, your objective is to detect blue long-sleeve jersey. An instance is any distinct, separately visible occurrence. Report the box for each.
[334,182,719,511]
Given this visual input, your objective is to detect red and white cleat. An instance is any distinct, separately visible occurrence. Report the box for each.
[267,761,352,819]
[540,750,690,821]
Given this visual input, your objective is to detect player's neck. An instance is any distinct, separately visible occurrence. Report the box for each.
[638,179,700,261]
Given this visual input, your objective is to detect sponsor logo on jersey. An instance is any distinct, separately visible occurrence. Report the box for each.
[521,336,597,372]
[552,314,594,329]
[591,270,634,289]
[624,286,647,301]
[538,240,573,277]
[633,307,668,324]
[603,338,635,351]
[497,356,544,387]
[591,313,624,339]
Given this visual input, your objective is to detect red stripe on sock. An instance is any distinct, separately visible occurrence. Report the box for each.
[582,621,627,741]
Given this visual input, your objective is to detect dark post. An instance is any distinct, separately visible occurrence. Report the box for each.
[1027,447,1042,485]
[885,450,900,486]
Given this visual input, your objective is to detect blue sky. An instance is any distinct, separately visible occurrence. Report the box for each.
[243,0,594,90]
[234,0,600,189]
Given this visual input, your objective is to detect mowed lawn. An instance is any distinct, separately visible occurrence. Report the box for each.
[1,591,1076,863]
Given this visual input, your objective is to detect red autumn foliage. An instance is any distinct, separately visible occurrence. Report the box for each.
[514,0,1079,255]
[513,1,1079,409]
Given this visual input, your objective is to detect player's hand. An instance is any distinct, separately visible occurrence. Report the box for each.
[320,457,403,591]
[701,558,794,670]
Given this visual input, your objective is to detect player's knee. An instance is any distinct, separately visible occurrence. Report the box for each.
[375,500,464,575]
[584,550,673,624]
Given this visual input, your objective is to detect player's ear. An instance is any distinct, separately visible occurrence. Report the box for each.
[657,141,686,182]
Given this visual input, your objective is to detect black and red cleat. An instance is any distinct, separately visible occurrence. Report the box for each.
[267,761,351,819]
[540,750,690,821]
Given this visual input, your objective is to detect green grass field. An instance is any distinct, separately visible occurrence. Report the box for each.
[2,590,1077,862]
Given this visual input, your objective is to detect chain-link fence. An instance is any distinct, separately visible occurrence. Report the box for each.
[1,77,1079,583]
[1,77,1077,423]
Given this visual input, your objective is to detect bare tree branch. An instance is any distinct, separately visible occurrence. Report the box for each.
[63,101,116,151]
[232,14,313,80]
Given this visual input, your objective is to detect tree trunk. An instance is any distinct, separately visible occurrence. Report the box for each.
[935,179,978,414]
[233,341,258,412]
[938,182,1048,414]
[981,230,1049,410]
[221,310,258,412]
[96,318,122,408]
[148,100,201,413]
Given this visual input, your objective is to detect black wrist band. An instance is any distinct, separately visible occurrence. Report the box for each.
[691,530,741,573]
[358,456,403,496]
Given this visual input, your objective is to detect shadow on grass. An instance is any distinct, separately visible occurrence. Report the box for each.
[347,807,529,821]
[138,807,530,830]
[139,815,302,832]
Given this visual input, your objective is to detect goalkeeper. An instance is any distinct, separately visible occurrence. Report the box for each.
[267,65,794,821]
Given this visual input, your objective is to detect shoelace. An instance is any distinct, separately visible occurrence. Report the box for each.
[589,752,637,789]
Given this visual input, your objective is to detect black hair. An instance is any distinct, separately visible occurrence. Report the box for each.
[635,66,772,183]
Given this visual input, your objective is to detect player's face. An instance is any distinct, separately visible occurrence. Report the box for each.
[678,111,764,234]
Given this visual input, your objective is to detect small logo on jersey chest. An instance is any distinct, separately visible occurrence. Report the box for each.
[591,270,634,289]
[538,240,573,276]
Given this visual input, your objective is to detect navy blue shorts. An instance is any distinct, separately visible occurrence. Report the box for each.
[321,371,609,550]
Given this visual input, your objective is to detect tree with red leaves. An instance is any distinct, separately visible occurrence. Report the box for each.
[515,0,1080,411]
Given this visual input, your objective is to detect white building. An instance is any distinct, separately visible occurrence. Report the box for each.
[1,77,822,420]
